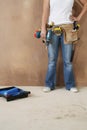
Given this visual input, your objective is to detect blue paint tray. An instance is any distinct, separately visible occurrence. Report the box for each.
[0,86,31,101]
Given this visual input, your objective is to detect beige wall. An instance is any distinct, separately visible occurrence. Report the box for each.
[0,0,87,86]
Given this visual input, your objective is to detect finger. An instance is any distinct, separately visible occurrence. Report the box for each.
[69,15,75,21]
[41,32,45,37]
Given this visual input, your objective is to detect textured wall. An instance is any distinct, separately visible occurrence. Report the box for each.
[0,0,87,86]
[73,2,87,86]
[0,0,44,86]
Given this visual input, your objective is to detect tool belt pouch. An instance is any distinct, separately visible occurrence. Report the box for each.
[61,24,79,44]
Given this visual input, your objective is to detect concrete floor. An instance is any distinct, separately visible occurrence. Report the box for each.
[0,86,87,130]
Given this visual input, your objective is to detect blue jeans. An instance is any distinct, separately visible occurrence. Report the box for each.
[45,33,75,90]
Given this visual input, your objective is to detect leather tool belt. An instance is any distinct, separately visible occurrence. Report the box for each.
[51,23,79,44]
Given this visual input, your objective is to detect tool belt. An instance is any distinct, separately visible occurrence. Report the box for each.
[48,23,79,44]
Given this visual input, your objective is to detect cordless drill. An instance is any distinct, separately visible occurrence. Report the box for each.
[34,22,54,46]
[34,29,53,46]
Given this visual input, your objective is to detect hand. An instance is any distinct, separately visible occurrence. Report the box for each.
[69,15,80,22]
[41,28,46,40]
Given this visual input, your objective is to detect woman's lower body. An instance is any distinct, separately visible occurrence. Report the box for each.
[44,33,78,92]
